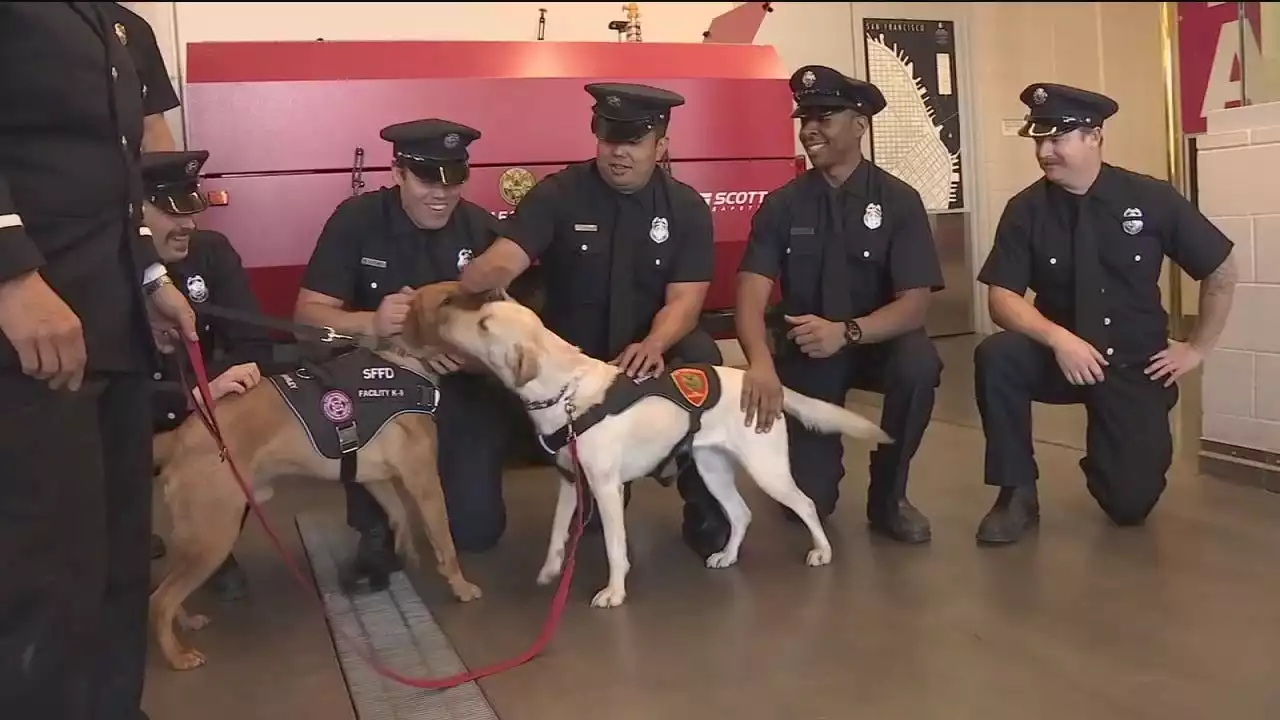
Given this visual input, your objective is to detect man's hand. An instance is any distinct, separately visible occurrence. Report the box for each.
[1145,340,1204,388]
[613,340,665,379]
[741,361,784,434]
[206,362,262,401]
[147,279,199,354]
[373,286,415,337]
[0,271,87,391]
[1049,330,1109,385]
[427,351,467,376]
[784,314,846,359]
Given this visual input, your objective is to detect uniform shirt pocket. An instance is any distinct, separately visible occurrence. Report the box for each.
[566,228,610,303]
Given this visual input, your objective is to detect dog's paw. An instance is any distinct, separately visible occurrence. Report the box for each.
[705,551,739,569]
[590,586,627,608]
[168,648,207,671]
[451,580,483,603]
[178,612,211,631]
[806,547,832,567]
[536,565,562,586]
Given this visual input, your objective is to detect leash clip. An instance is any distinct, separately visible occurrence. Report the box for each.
[320,326,353,344]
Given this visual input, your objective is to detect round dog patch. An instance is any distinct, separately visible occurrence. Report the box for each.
[321,390,354,423]
[671,367,710,408]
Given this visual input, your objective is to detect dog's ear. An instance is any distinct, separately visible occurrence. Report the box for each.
[507,340,540,388]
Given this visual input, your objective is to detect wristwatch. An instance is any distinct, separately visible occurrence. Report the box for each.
[144,274,174,297]
[843,320,863,345]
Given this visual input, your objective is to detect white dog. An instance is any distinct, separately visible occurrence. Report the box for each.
[434,295,892,608]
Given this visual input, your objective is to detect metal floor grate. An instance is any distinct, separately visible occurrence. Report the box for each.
[296,513,501,720]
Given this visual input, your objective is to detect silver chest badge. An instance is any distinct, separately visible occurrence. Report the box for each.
[863,203,883,230]
[456,248,474,271]
[186,274,209,304]
[650,216,670,244]
[1122,207,1144,236]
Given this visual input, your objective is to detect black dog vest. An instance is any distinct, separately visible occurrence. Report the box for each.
[267,348,440,481]
[539,363,722,480]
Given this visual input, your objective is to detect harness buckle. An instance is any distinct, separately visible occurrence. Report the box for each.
[337,422,360,454]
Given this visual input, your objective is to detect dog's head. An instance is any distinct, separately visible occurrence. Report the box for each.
[434,292,548,389]
[401,281,507,352]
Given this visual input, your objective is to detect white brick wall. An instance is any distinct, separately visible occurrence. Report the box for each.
[1196,101,1280,453]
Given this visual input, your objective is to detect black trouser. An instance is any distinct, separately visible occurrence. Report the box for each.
[0,372,153,720]
[775,328,941,518]
[345,371,516,553]
[974,331,1179,524]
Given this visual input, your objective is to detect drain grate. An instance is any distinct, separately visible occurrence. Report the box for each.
[296,513,501,720]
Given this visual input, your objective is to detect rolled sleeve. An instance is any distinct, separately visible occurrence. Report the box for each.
[0,176,45,282]
[670,196,715,283]
[977,198,1033,296]
[502,179,560,263]
[889,190,945,293]
[737,192,787,281]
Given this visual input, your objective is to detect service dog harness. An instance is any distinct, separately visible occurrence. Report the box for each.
[533,363,723,481]
[267,347,441,483]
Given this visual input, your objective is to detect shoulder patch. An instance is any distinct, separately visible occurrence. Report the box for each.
[671,367,711,408]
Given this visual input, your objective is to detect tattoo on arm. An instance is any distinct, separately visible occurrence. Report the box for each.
[1190,250,1238,353]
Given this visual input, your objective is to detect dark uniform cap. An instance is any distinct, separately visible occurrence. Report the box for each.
[380,118,481,186]
[141,150,209,215]
[1018,83,1119,138]
[585,82,686,143]
[790,65,887,119]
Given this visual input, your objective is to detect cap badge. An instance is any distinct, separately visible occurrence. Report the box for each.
[185,160,200,177]
[650,216,670,244]
[499,167,536,207]
[185,274,209,304]
[863,203,882,231]
[1122,207,1144,236]
[802,70,817,88]
[114,23,128,45]
[443,133,460,149]
[456,248,474,271]
[607,95,622,107]
[1032,87,1048,105]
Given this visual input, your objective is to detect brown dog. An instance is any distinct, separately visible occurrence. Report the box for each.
[149,282,481,671]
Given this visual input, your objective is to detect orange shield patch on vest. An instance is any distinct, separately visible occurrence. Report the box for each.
[671,367,710,408]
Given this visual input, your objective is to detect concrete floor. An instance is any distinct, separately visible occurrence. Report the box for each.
[142,335,1280,720]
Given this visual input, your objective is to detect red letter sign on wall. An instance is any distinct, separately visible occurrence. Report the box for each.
[1178,2,1262,135]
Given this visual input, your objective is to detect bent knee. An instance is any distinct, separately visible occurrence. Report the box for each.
[885,332,942,389]
[449,511,507,553]
[974,331,1038,375]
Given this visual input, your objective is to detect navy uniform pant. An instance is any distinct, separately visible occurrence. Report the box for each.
[775,328,941,518]
[974,331,1179,524]
[345,371,515,552]
[0,372,153,720]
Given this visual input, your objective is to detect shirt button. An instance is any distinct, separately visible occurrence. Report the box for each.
[1106,348,1115,356]
[111,66,118,81]
[785,247,792,255]
[127,203,134,216]
[1104,317,1112,326]
[580,244,589,251]
[1133,254,1142,262]
[153,372,163,380]
[120,136,128,148]
[370,282,378,289]
[167,413,177,421]
[862,250,871,258]
[1049,257,1057,265]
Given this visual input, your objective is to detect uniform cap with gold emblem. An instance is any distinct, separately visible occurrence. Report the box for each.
[380,118,481,186]
[141,150,210,215]
[584,82,686,143]
[1017,83,1119,138]
[790,64,887,119]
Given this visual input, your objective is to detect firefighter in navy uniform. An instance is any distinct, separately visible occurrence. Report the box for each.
[295,118,515,587]
[0,5,199,719]
[457,82,733,560]
[736,65,944,543]
[974,83,1238,544]
[143,150,281,600]
[101,2,182,152]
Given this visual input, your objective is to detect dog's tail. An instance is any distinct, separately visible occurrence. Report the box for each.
[781,388,893,444]
[152,430,179,475]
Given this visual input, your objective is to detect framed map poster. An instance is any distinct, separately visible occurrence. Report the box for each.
[862,18,965,211]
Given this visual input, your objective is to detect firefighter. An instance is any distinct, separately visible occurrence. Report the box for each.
[0,5,199,718]
[143,149,281,601]
[102,2,182,152]
[457,82,732,560]
[294,118,516,588]
[735,65,944,544]
[973,83,1237,544]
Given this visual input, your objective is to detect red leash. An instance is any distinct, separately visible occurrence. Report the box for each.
[177,337,587,689]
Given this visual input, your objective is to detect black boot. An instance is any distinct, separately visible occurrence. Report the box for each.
[868,497,932,544]
[976,486,1040,544]
[350,524,403,592]
[681,501,731,560]
[151,533,167,560]
[204,554,249,601]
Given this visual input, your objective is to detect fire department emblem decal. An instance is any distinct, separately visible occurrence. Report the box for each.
[114,22,128,45]
[863,202,883,230]
[185,274,209,304]
[443,133,460,149]
[1122,207,1144,235]
[650,217,669,244]
[321,390,354,424]
[671,368,710,408]
[457,248,474,270]
[499,167,536,207]
[802,70,816,88]
[1032,87,1048,105]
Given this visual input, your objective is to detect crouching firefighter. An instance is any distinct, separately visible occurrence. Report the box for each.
[295,118,516,590]
[457,81,732,560]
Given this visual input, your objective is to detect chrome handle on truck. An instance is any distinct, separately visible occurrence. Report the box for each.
[351,147,366,196]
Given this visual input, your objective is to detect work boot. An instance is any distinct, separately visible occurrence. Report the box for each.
[351,524,403,592]
[976,486,1040,544]
[204,554,249,602]
[151,533,167,560]
[868,498,932,544]
[681,502,731,560]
